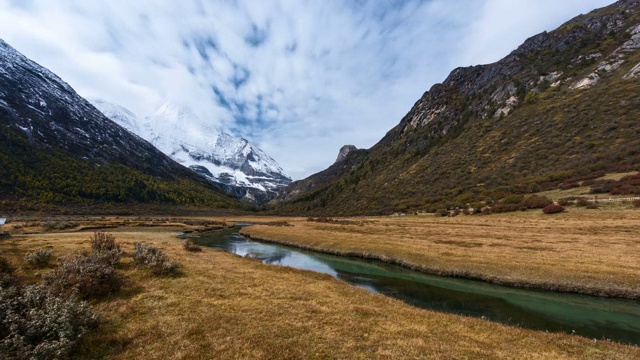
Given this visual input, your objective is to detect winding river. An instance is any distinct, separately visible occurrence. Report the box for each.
[194,225,640,345]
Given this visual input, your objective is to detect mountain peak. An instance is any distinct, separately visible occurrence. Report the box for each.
[335,145,358,163]
[92,99,291,204]
[153,102,198,123]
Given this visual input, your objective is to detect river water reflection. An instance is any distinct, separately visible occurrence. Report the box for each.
[195,226,640,345]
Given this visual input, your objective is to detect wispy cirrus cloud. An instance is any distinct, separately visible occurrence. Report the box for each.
[0,0,614,179]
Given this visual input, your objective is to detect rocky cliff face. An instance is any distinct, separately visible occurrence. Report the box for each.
[275,0,640,215]
[0,39,175,176]
[335,145,358,163]
[0,38,242,210]
[91,100,291,204]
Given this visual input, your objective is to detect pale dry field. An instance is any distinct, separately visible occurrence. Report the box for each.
[241,207,640,299]
[1,226,639,359]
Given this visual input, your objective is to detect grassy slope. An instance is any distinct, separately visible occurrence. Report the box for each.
[242,208,640,299]
[0,224,638,359]
[276,7,640,216]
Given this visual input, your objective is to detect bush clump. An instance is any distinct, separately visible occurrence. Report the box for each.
[0,257,18,287]
[182,240,202,252]
[0,284,98,360]
[90,232,123,266]
[24,249,53,268]
[40,221,79,231]
[542,204,566,214]
[132,243,180,276]
[521,195,553,209]
[44,254,123,299]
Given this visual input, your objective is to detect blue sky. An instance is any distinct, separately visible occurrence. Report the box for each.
[0,0,614,180]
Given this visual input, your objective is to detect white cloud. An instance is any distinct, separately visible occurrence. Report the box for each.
[0,0,616,180]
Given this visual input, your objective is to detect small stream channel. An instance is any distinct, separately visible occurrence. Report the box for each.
[194,225,640,345]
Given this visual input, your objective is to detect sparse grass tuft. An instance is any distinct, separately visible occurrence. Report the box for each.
[182,240,202,252]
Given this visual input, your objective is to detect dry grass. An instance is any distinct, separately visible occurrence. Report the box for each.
[1,226,638,359]
[241,208,640,299]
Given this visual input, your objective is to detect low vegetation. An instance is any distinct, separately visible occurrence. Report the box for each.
[182,240,202,252]
[0,283,98,359]
[23,248,52,268]
[132,243,180,276]
[45,253,124,299]
[90,232,123,266]
[1,252,102,359]
[41,220,79,231]
[542,204,565,214]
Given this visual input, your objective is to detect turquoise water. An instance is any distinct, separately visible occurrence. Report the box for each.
[195,226,640,345]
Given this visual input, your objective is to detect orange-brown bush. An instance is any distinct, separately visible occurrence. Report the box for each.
[542,204,565,214]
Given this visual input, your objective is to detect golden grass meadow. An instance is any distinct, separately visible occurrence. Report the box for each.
[1,208,639,359]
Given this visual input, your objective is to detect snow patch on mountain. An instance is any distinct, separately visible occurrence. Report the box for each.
[91,99,291,196]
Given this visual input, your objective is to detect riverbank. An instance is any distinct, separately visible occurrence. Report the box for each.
[1,225,639,358]
[239,208,640,300]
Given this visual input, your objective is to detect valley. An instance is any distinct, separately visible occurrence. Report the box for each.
[1,0,640,358]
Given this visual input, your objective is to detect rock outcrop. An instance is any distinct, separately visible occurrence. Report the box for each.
[335,145,358,163]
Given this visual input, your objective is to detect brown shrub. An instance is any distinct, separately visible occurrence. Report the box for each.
[40,221,78,231]
[24,249,53,268]
[589,180,617,194]
[183,240,202,252]
[575,197,590,207]
[44,253,123,299]
[90,232,123,266]
[521,195,553,209]
[132,243,180,276]
[559,181,579,190]
[0,284,98,359]
[542,204,565,214]
[0,256,18,287]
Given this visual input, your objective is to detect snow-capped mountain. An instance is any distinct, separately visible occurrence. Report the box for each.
[91,100,291,203]
[0,38,240,209]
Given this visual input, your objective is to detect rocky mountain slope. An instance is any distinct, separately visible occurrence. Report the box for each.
[91,100,291,204]
[275,0,640,215]
[0,39,245,211]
